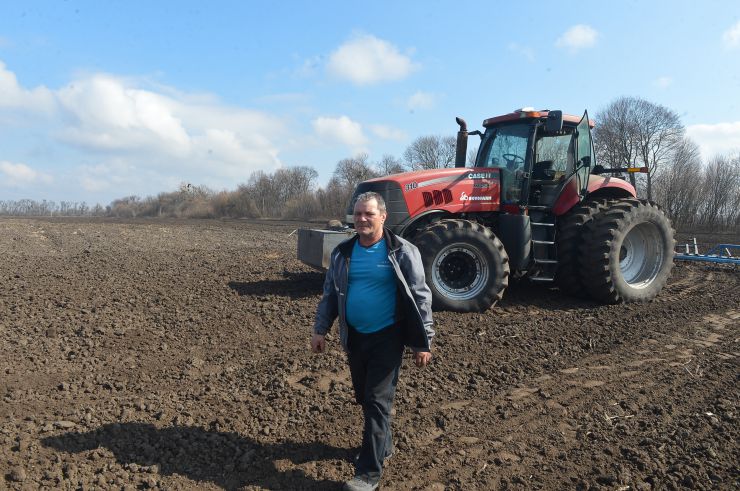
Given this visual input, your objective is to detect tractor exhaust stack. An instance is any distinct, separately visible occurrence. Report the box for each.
[455,117,468,168]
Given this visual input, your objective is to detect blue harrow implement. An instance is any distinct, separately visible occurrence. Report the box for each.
[675,239,740,265]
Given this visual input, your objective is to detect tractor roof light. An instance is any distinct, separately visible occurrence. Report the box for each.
[514,107,546,118]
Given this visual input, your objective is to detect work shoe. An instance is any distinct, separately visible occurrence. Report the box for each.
[343,475,379,491]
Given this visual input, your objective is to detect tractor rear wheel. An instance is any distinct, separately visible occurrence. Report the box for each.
[555,198,608,297]
[580,199,675,303]
[414,219,509,312]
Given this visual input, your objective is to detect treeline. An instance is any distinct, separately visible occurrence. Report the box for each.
[2,97,738,230]
[0,199,106,217]
[652,153,740,230]
[107,154,391,220]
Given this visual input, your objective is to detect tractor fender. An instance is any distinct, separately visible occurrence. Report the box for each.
[397,209,453,238]
[552,175,636,216]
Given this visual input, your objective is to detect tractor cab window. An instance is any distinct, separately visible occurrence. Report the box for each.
[477,123,530,203]
[534,129,575,180]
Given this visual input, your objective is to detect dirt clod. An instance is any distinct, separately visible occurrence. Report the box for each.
[8,467,26,482]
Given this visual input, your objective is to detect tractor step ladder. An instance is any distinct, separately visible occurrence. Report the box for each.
[529,213,557,281]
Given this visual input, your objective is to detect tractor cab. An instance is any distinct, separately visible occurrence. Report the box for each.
[464,108,594,210]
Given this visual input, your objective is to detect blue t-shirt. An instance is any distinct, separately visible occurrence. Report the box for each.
[346,238,397,333]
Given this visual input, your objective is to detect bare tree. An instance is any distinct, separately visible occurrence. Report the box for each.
[286,166,319,195]
[333,153,379,189]
[242,166,319,217]
[317,178,351,219]
[594,97,684,199]
[594,97,641,188]
[230,184,260,218]
[652,137,702,227]
[698,154,740,230]
[272,166,319,207]
[403,135,456,170]
[182,186,259,219]
[319,153,379,219]
[109,196,142,218]
[247,170,278,216]
[467,143,480,166]
[728,154,740,229]
[375,154,406,176]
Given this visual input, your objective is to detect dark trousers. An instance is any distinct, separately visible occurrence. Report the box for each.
[348,324,404,482]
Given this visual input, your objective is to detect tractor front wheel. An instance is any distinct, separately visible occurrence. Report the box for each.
[414,219,510,312]
[580,199,675,303]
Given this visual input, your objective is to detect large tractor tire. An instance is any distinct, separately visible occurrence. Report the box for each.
[555,198,609,297]
[579,199,675,303]
[414,219,510,312]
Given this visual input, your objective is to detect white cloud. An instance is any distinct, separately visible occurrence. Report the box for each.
[56,74,191,154]
[508,43,535,62]
[0,60,55,113]
[370,124,406,141]
[722,20,740,48]
[327,34,419,85]
[312,115,367,146]
[0,160,53,186]
[55,74,282,170]
[556,25,598,52]
[687,121,740,159]
[406,91,435,111]
[0,61,288,199]
[77,160,150,193]
[653,76,673,89]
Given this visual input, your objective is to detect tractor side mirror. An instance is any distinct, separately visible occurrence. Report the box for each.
[546,110,563,132]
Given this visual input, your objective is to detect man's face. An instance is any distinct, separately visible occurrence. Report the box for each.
[353,198,386,243]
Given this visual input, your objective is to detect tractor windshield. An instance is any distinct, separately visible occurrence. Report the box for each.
[476,122,531,203]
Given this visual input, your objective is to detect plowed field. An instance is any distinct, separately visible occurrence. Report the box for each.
[1,218,738,490]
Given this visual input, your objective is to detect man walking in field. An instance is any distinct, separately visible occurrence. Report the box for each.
[311,191,435,491]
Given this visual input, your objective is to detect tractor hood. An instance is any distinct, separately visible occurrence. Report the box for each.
[365,167,485,188]
[350,167,502,228]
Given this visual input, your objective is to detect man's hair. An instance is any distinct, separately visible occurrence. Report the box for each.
[354,191,387,214]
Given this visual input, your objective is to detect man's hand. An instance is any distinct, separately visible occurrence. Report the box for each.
[414,351,432,368]
[311,333,326,353]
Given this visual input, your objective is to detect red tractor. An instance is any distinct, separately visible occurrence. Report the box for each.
[298,108,675,312]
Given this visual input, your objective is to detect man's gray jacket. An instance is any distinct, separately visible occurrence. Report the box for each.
[313,228,434,353]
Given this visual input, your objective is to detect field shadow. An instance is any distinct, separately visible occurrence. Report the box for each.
[228,271,324,299]
[498,278,598,311]
[42,422,347,490]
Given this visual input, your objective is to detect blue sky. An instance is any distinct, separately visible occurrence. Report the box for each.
[0,1,739,205]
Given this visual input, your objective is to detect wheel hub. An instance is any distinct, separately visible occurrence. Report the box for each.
[432,244,489,300]
[619,222,664,288]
